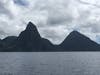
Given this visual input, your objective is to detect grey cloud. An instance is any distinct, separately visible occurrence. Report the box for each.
[77,0,100,8]
[0,30,6,36]
[0,1,13,19]
[13,0,29,6]
[0,21,9,38]
[41,29,63,44]
[90,23,100,33]
[47,12,73,25]
[42,30,59,39]
[33,0,72,26]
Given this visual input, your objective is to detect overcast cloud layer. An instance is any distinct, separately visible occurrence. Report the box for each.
[0,0,100,44]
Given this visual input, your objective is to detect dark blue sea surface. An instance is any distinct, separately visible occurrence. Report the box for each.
[0,52,99,75]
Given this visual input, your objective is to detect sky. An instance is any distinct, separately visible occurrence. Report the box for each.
[0,0,100,44]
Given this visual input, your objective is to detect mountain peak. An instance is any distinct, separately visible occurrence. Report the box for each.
[19,21,40,38]
[60,30,91,46]
[26,22,37,31]
[70,30,81,35]
[68,30,86,39]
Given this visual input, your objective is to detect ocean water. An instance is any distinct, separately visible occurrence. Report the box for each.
[0,52,100,75]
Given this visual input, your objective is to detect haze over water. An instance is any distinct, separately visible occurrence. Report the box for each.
[0,52,100,75]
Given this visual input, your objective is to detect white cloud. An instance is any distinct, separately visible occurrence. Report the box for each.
[0,0,100,44]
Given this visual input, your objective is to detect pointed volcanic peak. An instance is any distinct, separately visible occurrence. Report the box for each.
[17,22,55,51]
[26,22,37,31]
[61,30,91,43]
[69,30,82,36]
[66,30,90,40]
[25,22,41,37]
[60,30,100,51]
[18,21,41,40]
[19,21,41,38]
[63,30,92,42]
[17,22,43,51]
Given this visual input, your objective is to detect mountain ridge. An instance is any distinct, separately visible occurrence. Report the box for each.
[0,22,100,52]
